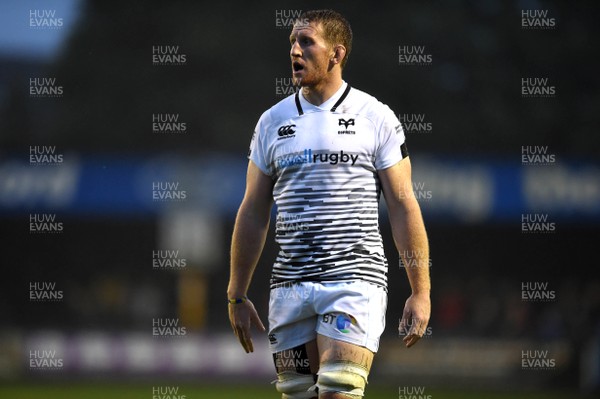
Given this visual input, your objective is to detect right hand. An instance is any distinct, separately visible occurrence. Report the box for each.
[399,292,431,348]
[228,299,266,353]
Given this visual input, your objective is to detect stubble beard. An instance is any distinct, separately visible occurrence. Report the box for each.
[292,67,325,89]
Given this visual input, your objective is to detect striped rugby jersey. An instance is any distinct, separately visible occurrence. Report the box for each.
[249,81,407,290]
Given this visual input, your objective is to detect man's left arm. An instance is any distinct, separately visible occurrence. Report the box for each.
[378,157,431,347]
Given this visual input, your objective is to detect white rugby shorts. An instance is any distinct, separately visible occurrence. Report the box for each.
[267,281,387,353]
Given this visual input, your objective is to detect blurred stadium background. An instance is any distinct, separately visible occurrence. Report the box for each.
[0,0,599,398]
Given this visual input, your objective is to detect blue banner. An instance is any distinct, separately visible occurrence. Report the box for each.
[1,153,598,223]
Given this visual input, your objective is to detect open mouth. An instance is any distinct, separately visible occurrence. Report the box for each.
[292,61,304,72]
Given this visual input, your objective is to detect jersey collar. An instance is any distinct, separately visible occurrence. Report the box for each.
[295,81,351,116]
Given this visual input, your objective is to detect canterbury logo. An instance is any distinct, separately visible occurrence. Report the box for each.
[338,118,355,129]
[278,124,296,136]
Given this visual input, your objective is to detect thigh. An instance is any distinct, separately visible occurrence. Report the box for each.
[273,339,320,375]
[317,334,374,372]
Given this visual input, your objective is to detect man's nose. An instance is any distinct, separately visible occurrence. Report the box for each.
[290,41,301,57]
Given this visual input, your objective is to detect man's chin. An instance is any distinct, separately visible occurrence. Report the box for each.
[293,76,318,88]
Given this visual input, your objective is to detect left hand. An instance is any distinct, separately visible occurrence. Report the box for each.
[228,299,266,353]
[399,292,431,348]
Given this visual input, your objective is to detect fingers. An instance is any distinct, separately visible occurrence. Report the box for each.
[252,310,266,332]
[400,322,422,347]
[233,316,254,353]
[231,319,253,353]
[398,314,409,333]
[238,326,254,353]
[403,333,420,348]
[399,294,431,348]
[402,316,424,348]
[399,314,427,348]
[228,301,265,353]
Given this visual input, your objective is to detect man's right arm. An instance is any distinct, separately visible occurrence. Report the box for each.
[227,160,274,352]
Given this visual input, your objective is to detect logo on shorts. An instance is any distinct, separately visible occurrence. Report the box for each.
[336,314,357,334]
[269,333,278,345]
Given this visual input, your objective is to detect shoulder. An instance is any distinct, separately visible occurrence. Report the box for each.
[256,93,299,132]
[345,86,398,124]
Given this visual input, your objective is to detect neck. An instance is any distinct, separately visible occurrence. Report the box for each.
[301,74,343,106]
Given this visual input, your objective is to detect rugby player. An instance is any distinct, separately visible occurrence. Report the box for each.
[228,9,430,398]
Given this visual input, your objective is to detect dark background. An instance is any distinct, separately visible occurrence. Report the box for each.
[0,0,599,395]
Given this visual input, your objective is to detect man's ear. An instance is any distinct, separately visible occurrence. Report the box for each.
[331,45,347,65]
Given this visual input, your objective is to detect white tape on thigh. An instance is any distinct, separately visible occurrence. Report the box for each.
[316,361,369,397]
[273,371,316,399]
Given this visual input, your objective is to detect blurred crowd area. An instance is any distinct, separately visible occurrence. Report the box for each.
[1,218,597,348]
[0,1,599,156]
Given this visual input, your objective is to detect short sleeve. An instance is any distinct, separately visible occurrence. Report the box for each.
[374,105,407,170]
[248,112,273,176]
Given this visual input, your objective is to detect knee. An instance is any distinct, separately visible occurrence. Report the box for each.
[274,371,317,399]
[316,361,369,398]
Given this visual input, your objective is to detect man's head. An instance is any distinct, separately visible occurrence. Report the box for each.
[299,10,353,68]
[289,10,353,87]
